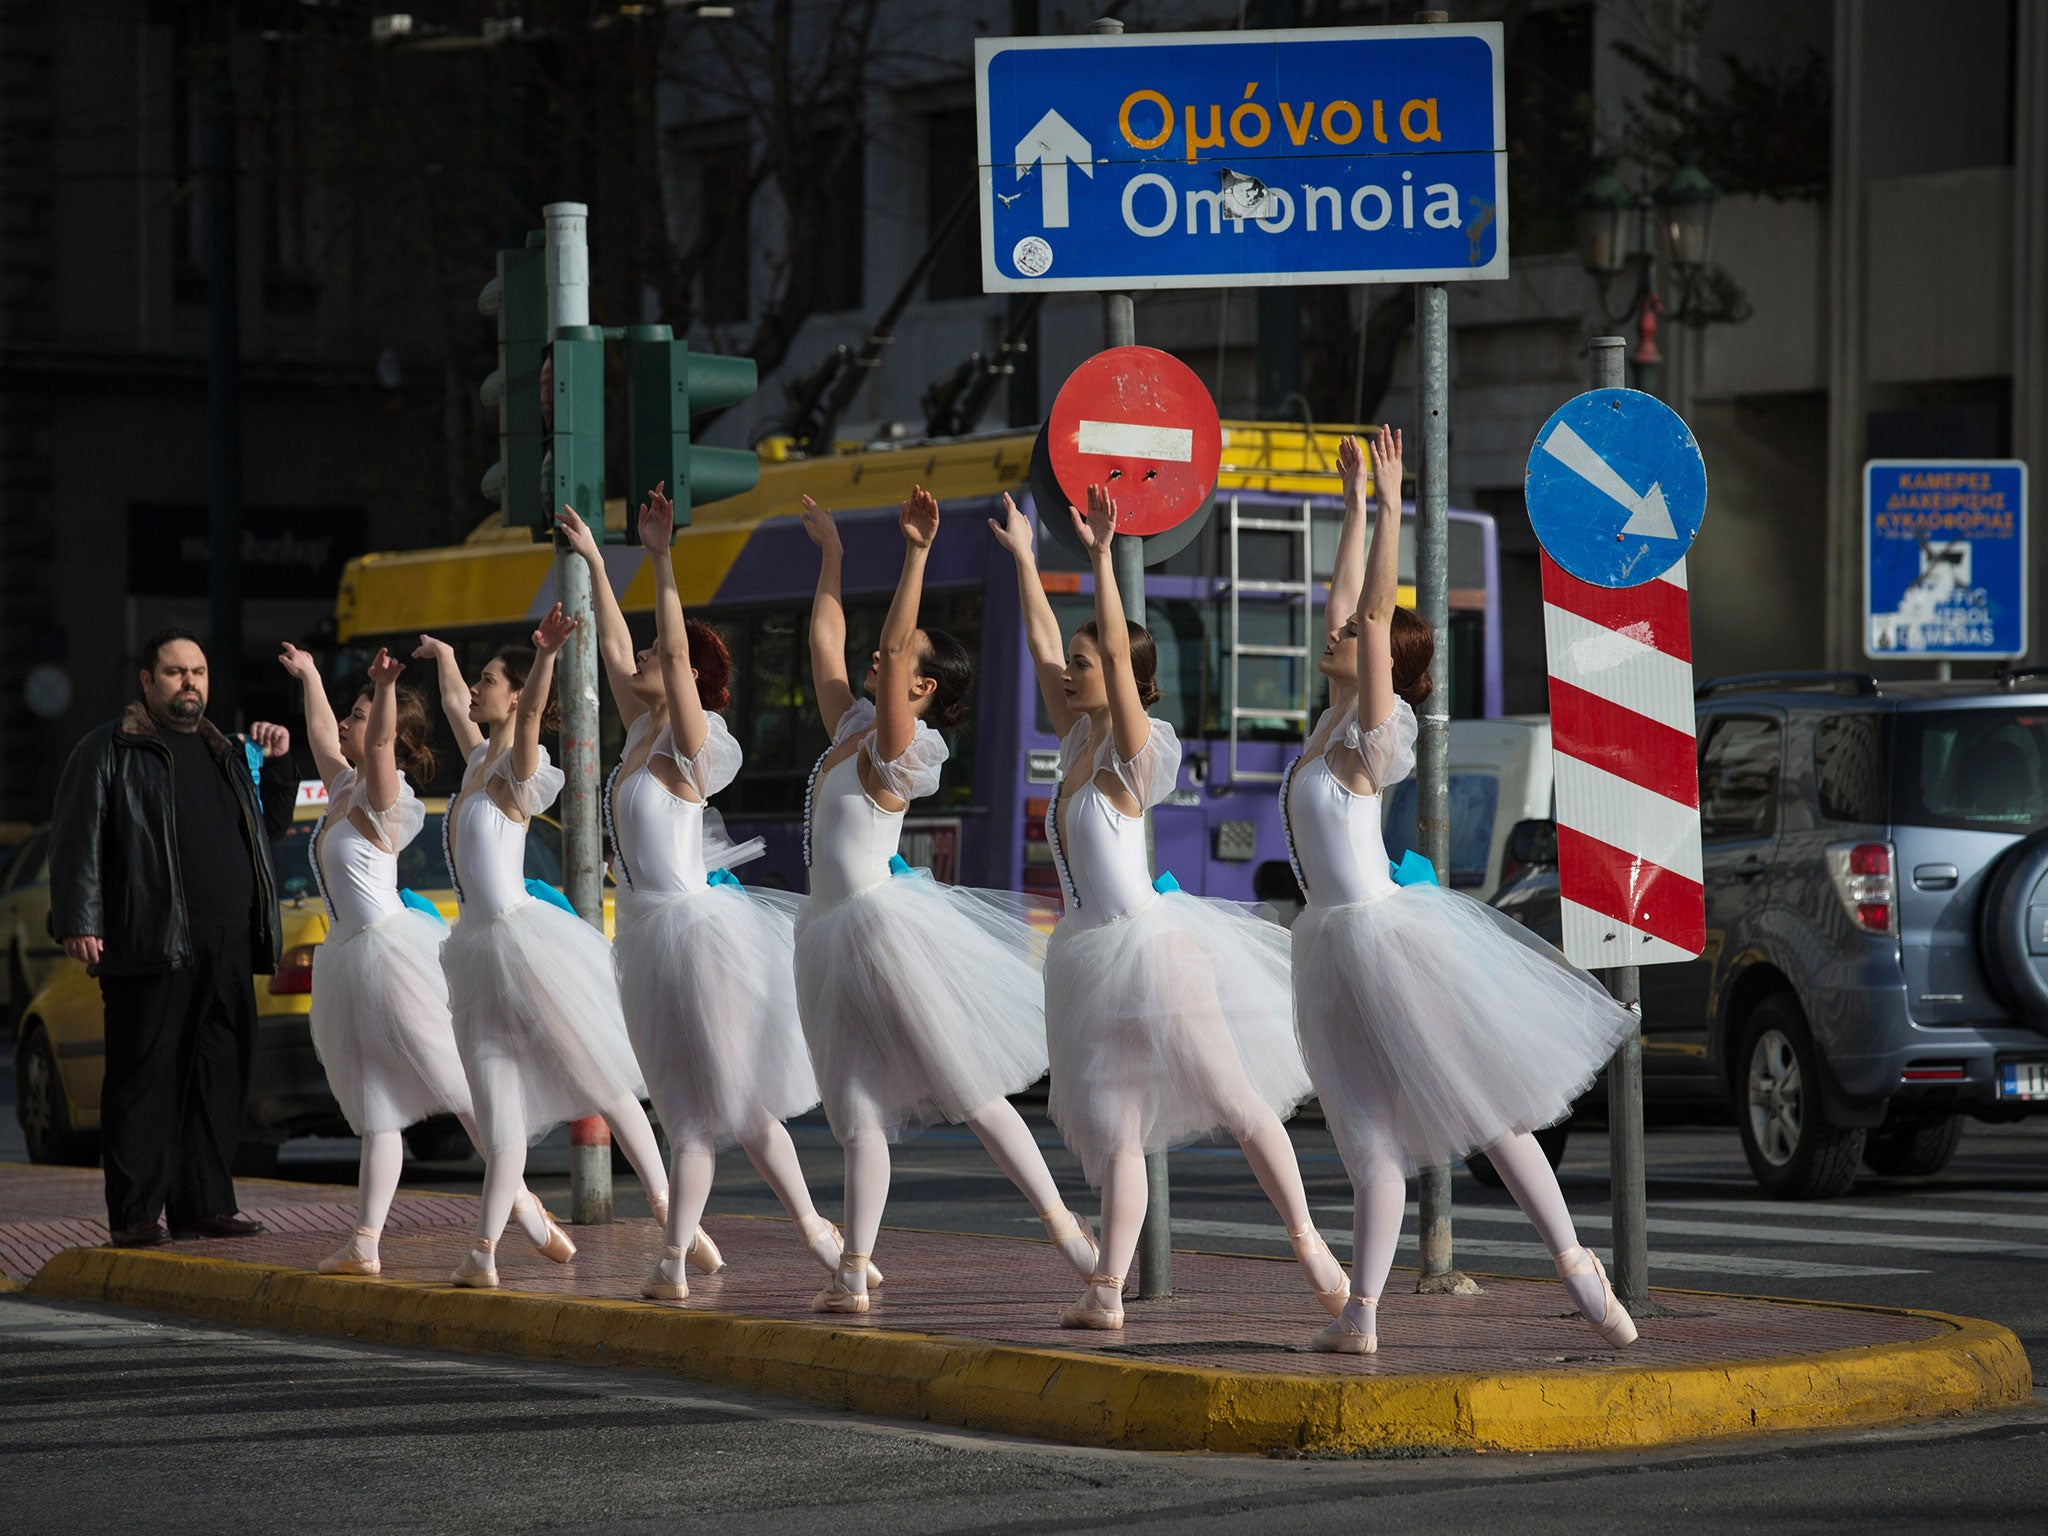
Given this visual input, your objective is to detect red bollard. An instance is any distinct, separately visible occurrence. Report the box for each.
[568,1114,612,1224]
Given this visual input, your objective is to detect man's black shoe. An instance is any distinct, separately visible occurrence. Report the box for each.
[106,1223,167,1248]
[169,1215,267,1239]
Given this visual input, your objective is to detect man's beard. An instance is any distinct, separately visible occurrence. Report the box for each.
[163,692,203,725]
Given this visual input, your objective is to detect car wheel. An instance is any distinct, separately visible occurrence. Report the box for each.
[404,1117,476,1164]
[1464,1122,1570,1189]
[16,1024,97,1166]
[1735,994,1864,1200]
[1862,1113,1965,1178]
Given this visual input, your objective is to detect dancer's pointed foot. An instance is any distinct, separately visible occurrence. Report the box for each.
[643,1245,689,1300]
[1040,1205,1100,1279]
[797,1215,884,1286]
[517,1194,576,1263]
[1058,1273,1125,1331]
[685,1227,723,1275]
[450,1239,498,1289]
[317,1226,380,1277]
[1556,1247,1638,1348]
[812,1255,871,1314]
[649,1192,670,1229]
[1288,1223,1351,1318]
[1311,1296,1378,1354]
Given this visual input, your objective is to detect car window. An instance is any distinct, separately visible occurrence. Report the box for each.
[1382,772,1501,888]
[1814,714,1888,823]
[2,829,50,890]
[1699,716,1781,840]
[1894,709,2048,833]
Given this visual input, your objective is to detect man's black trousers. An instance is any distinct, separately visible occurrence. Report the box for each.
[97,924,254,1230]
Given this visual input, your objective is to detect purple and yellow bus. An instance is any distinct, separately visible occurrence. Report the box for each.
[332,423,1501,905]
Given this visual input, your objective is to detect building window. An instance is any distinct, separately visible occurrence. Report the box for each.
[926,107,978,301]
[808,125,865,314]
[697,135,753,324]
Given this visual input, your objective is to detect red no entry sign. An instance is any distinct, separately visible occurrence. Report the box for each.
[1042,346,1221,537]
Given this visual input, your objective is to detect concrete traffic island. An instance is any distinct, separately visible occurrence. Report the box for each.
[5,1165,2030,1456]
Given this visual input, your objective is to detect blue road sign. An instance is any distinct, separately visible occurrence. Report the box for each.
[1524,389,1707,589]
[1864,460,2028,660]
[974,24,1505,293]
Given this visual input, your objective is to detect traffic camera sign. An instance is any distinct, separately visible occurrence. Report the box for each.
[975,24,1507,292]
[1864,460,2028,659]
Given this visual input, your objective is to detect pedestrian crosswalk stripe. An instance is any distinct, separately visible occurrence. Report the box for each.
[1677,1198,2048,1236]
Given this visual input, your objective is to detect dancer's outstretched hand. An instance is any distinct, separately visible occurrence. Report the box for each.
[1368,424,1403,508]
[413,634,454,664]
[277,641,319,682]
[900,485,939,550]
[556,504,600,561]
[1337,433,1365,491]
[799,495,842,556]
[1069,483,1119,556]
[987,493,1035,560]
[638,481,675,551]
[533,603,578,655]
[366,648,405,689]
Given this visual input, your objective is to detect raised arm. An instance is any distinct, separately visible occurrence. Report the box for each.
[278,642,348,788]
[359,649,407,815]
[800,495,855,735]
[640,485,709,769]
[989,493,1075,738]
[513,604,575,784]
[1073,485,1151,763]
[873,486,936,765]
[413,634,484,759]
[1323,436,1372,701]
[1356,425,1406,732]
[557,503,645,726]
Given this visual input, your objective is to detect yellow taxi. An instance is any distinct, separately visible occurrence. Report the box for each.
[12,781,606,1169]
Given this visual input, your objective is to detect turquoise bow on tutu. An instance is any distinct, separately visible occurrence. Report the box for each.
[706,868,743,890]
[889,853,932,879]
[1391,850,1440,887]
[399,888,448,928]
[1152,871,1181,893]
[525,878,578,913]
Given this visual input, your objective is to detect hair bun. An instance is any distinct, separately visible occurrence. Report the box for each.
[1397,672,1433,708]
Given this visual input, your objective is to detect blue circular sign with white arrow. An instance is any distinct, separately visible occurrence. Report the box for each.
[1525,388,1707,588]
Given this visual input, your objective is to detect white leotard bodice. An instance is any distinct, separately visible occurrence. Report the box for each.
[606,713,750,893]
[446,739,562,919]
[311,767,425,940]
[1281,698,1418,909]
[801,699,947,908]
[1046,715,1181,932]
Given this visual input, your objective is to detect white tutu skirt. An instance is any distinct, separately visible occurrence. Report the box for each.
[614,883,818,1152]
[441,897,647,1148]
[309,909,472,1136]
[795,875,1049,1140]
[1293,884,1637,1176]
[1044,891,1312,1186]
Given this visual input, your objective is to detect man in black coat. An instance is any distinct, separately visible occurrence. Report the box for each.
[48,628,297,1245]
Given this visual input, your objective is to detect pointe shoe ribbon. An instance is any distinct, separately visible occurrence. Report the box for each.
[643,1245,689,1301]
[1041,1207,1101,1279]
[685,1228,725,1275]
[1058,1272,1126,1331]
[801,1217,885,1287]
[1311,1296,1378,1355]
[450,1240,499,1290]
[812,1255,872,1315]
[1288,1223,1352,1319]
[317,1226,381,1277]
[520,1196,577,1263]
[1557,1247,1639,1348]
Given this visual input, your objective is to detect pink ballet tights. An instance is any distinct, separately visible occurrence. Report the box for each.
[663,1117,825,1254]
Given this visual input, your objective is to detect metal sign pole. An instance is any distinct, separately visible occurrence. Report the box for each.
[545,200,614,1226]
[1589,333,1650,1307]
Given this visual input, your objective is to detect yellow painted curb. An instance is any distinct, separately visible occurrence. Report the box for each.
[27,1247,2032,1455]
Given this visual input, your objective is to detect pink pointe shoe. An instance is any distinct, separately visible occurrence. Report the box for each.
[450,1238,499,1289]
[798,1215,885,1288]
[812,1255,872,1315]
[1058,1273,1126,1331]
[518,1194,577,1264]
[1311,1296,1378,1354]
[685,1227,724,1276]
[317,1226,380,1277]
[1041,1207,1100,1279]
[1288,1223,1352,1319]
[1556,1247,1639,1348]
[643,1246,689,1301]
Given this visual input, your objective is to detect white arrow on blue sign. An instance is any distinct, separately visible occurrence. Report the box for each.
[975,24,1507,293]
[1525,389,1707,589]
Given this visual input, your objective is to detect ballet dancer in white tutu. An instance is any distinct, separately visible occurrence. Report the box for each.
[1285,427,1639,1353]
[414,616,672,1289]
[278,643,572,1277]
[993,486,1349,1331]
[556,494,857,1302]
[795,486,1099,1314]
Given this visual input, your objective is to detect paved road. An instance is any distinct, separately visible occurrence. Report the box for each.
[2,1291,2043,1536]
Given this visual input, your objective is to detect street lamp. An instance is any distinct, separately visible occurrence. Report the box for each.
[1573,148,1734,392]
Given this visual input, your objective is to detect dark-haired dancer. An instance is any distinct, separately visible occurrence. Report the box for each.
[796,488,1098,1314]
[995,488,1346,1331]
[415,619,670,1289]
[279,642,569,1277]
[557,497,849,1302]
[1286,428,1638,1354]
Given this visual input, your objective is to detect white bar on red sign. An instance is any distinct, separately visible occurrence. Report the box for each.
[1076,420,1194,462]
[1541,552,1705,969]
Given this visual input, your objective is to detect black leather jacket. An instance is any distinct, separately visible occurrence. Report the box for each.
[48,700,296,977]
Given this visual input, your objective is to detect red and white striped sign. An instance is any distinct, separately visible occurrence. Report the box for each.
[1540,551,1705,968]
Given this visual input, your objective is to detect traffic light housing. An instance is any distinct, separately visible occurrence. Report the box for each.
[624,325,760,530]
[478,237,548,530]
[550,325,606,535]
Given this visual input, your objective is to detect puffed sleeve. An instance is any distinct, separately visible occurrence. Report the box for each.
[831,698,877,746]
[1345,699,1418,792]
[1055,716,1093,778]
[1108,717,1182,810]
[860,719,949,804]
[491,743,565,815]
[359,773,428,852]
[654,714,743,800]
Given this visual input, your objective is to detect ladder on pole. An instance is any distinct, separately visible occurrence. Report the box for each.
[1225,495,1316,785]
